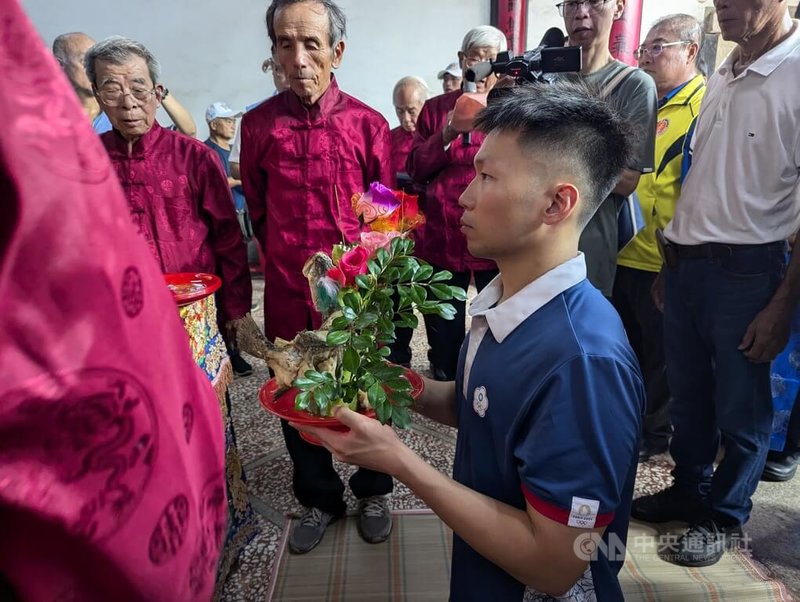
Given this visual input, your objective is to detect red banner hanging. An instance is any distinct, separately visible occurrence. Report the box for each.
[492,0,529,56]
[609,0,643,66]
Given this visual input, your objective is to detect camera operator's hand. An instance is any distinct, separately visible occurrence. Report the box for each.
[443,110,460,146]
[493,75,517,89]
[450,94,487,134]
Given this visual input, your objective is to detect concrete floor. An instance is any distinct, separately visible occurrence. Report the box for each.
[220,279,800,601]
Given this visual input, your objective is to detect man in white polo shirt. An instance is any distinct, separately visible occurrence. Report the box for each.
[632,0,800,568]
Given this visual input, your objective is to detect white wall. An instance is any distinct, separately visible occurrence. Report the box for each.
[22,0,487,134]
[22,0,712,135]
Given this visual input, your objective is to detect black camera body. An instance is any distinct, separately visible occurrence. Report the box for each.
[490,46,582,83]
[464,28,582,85]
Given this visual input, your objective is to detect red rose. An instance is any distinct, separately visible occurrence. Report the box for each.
[337,245,370,286]
[326,266,346,287]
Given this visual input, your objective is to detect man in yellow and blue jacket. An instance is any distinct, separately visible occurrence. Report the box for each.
[613,14,706,462]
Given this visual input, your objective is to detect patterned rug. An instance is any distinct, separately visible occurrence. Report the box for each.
[269,511,794,601]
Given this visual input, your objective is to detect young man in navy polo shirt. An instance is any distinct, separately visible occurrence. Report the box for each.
[295,82,645,601]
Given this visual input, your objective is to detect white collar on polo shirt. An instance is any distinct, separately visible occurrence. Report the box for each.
[719,19,800,78]
[469,253,587,343]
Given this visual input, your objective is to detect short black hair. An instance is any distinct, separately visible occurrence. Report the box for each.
[475,81,634,228]
[265,0,346,48]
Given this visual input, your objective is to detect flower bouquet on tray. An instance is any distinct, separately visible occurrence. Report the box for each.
[245,182,466,433]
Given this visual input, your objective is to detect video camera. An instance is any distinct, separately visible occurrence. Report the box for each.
[464,28,582,85]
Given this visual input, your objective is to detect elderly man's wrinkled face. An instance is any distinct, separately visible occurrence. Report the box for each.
[274,0,345,106]
[442,73,462,93]
[713,0,784,44]
[458,46,500,93]
[94,55,160,142]
[637,25,696,92]
[210,117,237,142]
[393,85,426,133]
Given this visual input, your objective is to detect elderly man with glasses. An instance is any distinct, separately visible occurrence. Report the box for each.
[614,14,706,464]
[551,0,658,300]
[85,36,258,588]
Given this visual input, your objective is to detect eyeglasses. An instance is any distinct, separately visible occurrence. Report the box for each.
[556,0,611,17]
[463,55,495,68]
[96,85,157,107]
[633,41,691,60]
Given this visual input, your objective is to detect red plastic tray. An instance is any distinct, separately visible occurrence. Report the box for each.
[259,368,424,445]
[164,272,221,306]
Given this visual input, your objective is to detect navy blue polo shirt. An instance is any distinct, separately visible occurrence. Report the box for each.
[451,254,644,601]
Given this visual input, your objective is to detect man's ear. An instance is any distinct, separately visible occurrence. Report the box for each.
[331,40,346,69]
[612,0,626,21]
[543,183,580,226]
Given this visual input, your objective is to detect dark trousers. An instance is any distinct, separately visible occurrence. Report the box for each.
[424,266,498,379]
[280,419,393,516]
[612,266,671,447]
[277,311,393,516]
[664,244,785,525]
[388,289,414,366]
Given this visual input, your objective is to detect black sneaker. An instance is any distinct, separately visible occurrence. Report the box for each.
[357,496,392,544]
[631,485,706,524]
[230,352,253,377]
[659,519,743,567]
[288,508,339,554]
[760,445,800,482]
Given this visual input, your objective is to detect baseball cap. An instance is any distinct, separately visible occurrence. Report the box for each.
[437,62,462,79]
[205,102,242,122]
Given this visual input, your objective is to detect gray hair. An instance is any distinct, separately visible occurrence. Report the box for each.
[392,76,430,101]
[650,14,702,50]
[461,25,508,54]
[649,14,703,73]
[83,36,161,87]
[266,0,347,49]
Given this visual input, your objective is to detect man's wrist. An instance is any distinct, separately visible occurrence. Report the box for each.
[443,122,457,146]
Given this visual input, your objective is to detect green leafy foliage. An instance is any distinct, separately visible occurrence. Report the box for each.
[292,238,466,428]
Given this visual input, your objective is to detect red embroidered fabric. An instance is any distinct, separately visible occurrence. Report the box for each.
[0,3,227,599]
[101,123,252,322]
[240,79,393,341]
[407,90,496,272]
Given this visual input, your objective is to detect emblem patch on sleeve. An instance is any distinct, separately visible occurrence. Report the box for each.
[568,496,600,528]
[472,386,488,418]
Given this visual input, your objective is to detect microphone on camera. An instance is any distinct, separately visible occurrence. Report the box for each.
[461,80,477,146]
[538,27,567,49]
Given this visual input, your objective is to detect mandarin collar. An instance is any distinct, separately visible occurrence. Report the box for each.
[284,75,343,122]
[106,120,165,158]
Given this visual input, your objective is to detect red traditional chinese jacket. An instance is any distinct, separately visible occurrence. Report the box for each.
[407,90,496,273]
[390,126,414,178]
[0,3,226,599]
[240,78,393,341]
[102,123,251,322]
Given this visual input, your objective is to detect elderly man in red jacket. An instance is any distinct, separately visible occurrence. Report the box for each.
[408,25,506,381]
[84,35,257,584]
[240,0,394,555]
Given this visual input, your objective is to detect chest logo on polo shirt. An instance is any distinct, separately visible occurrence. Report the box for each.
[472,386,488,418]
[656,118,670,136]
